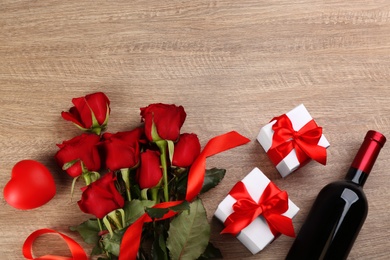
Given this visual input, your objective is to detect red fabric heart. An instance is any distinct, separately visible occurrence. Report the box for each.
[3,160,56,210]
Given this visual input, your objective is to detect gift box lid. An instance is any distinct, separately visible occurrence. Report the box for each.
[214,167,299,254]
[257,104,330,177]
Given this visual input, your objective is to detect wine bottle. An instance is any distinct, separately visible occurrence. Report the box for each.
[286,130,386,260]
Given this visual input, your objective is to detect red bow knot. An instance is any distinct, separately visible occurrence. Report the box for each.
[267,114,327,166]
[221,181,295,238]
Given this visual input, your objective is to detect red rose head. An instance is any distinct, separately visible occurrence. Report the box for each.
[136,149,163,189]
[55,133,101,178]
[100,127,145,171]
[61,92,110,134]
[78,172,124,219]
[140,103,186,142]
[172,133,201,167]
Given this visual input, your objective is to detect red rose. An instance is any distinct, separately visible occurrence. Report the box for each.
[55,133,101,178]
[61,92,110,134]
[100,127,144,171]
[140,103,186,142]
[136,150,163,189]
[172,133,201,167]
[78,172,124,219]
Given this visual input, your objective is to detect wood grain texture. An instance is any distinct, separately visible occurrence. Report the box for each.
[1,0,389,259]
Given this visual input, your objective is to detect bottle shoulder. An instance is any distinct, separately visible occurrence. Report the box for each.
[322,180,364,192]
[319,180,367,204]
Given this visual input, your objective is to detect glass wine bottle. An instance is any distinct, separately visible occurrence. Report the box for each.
[286,130,386,260]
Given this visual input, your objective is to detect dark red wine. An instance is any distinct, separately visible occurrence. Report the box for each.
[286,130,386,260]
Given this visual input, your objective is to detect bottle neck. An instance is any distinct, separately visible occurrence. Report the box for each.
[345,130,386,187]
[345,167,368,187]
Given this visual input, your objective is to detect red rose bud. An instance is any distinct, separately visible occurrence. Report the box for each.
[77,172,124,219]
[100,128,144,171]
[136,150,163,189]
[61,92,110,134]
[172,133,201,167]
[55,133,101,178]
[140,103,186,142]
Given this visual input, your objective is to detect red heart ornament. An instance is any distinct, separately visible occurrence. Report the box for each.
[3,160,56,210]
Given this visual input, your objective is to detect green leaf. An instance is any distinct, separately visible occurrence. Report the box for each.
[201,168,226,194]
[197,242,223,259]
[169,201,190,212]
[91,245,104,256]
[101,229,125,257]
[70,219,101,245]
[167,198,210,260]
[146,207,170,219]
[123,199,155,226]
[176,171,189,195]
[152,233,169,260]
[176,168,226,196]
[146,201,190,219]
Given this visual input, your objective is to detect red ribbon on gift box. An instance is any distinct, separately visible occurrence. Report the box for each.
[221,180,295,237]
[267,114,327,167]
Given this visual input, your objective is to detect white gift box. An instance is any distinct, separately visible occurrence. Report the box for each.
[257,104,330,178]
[214,167,299,254]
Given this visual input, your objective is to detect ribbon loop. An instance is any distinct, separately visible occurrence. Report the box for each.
[268,114,327,167]
[222,180,295,238]
[22,229,88,260]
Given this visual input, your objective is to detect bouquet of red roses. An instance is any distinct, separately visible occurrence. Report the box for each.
[55,92,249,260]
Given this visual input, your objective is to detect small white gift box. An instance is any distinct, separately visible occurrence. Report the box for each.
[214,167,299,254]
[257,104,330,178]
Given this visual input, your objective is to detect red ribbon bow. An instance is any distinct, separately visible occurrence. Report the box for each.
[221,181,295,237]
[267,114,327,167]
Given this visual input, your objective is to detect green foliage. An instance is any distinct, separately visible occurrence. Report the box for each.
[101,229,126,257]
[166,199,210,260]
[176,168,226,196]
[198,242,223,259]
[201,168,226,194]
[123,199,155,225]
[145,201,190,219]
[70,219,100,245]
[152,233,169,260]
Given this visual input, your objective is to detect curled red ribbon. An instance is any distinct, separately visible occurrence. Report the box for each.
[267,114,327,167]
[221,181,295,237]
[22,228,88,260]
[119,131,250,260]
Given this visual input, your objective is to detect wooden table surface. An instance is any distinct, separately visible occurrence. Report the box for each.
[1,1,389,259]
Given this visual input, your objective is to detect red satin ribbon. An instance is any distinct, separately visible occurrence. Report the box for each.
[119,131,250,260]
[267,114,327,167]
[22,228,88,260]
[221,181,295,237]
